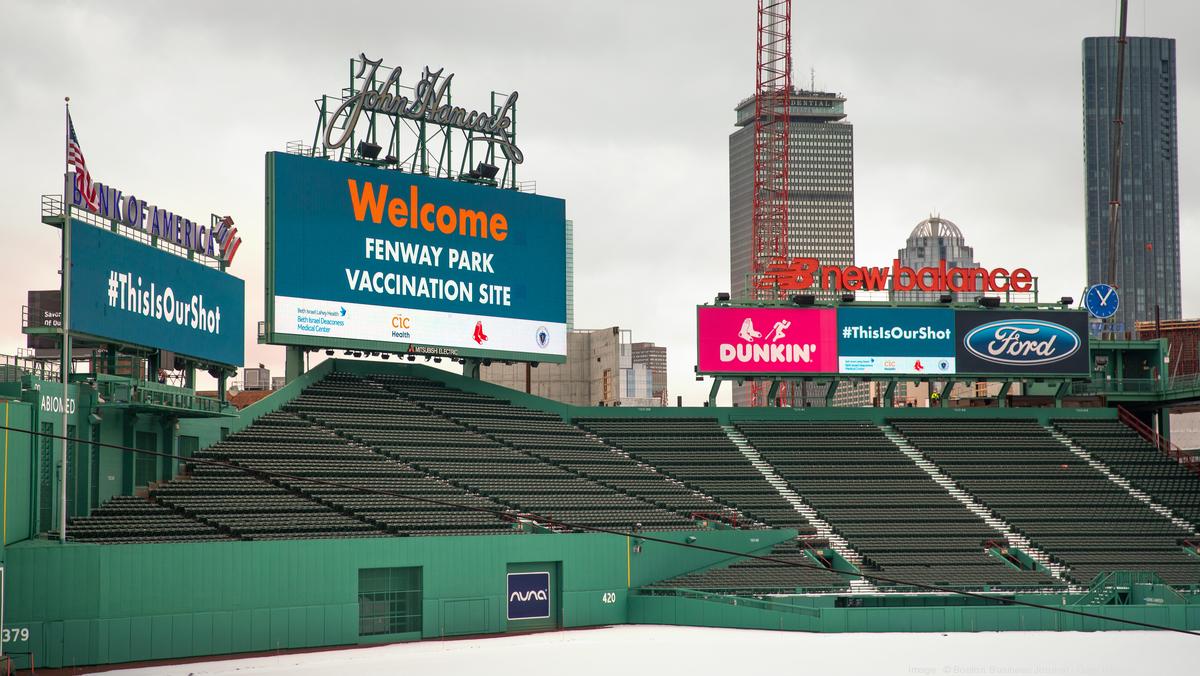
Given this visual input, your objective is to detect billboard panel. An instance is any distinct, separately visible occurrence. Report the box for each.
[954,310,1089,375]
[506,572,551,621]
[68,221,245,365]
[837,307,955,375]
[696,306,838,374]
[266,152,567,361]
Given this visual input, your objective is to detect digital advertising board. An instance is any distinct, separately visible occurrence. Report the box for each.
[264,152,567,362]
[696,306,838,375]
[696,305,1089,379]
[836,307,955,375]
[68,221,245,366]
[954,310,1089,376]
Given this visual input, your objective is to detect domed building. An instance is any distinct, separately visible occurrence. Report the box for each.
[893,215,980,302]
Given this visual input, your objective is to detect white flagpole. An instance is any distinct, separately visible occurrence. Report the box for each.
[60,97,72,544]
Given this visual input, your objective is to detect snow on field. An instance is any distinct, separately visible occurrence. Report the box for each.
[95,625,1193,676]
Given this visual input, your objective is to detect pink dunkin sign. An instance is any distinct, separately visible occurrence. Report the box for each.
[697,306,838,374]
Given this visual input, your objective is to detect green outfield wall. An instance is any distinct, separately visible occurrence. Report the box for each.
[1,528,787,669]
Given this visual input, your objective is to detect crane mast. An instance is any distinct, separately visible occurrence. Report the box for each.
[750,0,792,406]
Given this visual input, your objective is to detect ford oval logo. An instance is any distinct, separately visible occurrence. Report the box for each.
[963,319,1081,366]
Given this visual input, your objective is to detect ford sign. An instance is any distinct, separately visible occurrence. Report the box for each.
[963,319,1080,366]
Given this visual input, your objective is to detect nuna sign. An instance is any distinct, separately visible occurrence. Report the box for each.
[506,572,550,621]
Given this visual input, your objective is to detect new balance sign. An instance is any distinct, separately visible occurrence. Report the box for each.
[507,572,550,620]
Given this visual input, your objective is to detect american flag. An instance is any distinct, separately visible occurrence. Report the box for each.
[66,111,99,212]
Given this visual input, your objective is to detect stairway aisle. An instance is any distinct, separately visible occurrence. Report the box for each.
[880,424,1073,585]
[721,424,877,593]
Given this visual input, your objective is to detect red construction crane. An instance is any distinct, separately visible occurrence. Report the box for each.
[750,0,792,406]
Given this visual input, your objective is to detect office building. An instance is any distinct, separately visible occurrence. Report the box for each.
[1083,36,1181,329]
[481,327,659,407]
[630,341,668,405]
[729,88,857,407]
[893,216,981,302]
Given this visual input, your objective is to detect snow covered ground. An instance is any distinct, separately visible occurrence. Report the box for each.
[94,625,1193,676]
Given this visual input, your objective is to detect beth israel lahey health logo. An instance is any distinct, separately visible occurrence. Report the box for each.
[962,319,1081,366]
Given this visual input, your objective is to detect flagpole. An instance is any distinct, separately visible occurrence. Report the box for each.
[60,97,71,544]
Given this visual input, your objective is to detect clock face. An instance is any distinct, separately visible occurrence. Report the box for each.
[1085,284,1119,319]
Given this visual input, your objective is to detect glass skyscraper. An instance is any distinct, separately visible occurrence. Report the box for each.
[1083,36,1180,329]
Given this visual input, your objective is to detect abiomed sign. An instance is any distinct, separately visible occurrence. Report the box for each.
[264,152,566,362]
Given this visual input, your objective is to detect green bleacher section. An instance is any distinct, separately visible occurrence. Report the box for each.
[891,419,1200,587]
[735,420,1060,590]
[60,365,1200,594]
[364,373,708,531]
[576,418,816,534]
[1055,419,1200,525]
[370,374,745,526]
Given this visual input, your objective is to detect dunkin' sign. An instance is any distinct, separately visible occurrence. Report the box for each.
[697,306,838,374]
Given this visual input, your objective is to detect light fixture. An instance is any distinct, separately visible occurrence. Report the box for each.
[938,294,953,304]
[716,292,731,302]
[1059,296,1074,306]
[840,293,855,303]
[977,296,1001,308]
[471,162,500,180]
[357,141,382,160]
[325,350,334,356]
[792,294,816,306]
[382,354,390,360]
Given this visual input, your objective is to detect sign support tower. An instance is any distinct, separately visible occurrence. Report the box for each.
[60,98,72,544]
[750,0,792,406]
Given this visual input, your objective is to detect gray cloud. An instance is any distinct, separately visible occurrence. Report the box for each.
[1,0,1195,405]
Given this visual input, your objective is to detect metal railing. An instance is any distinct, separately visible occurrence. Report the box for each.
[96,378,226,415]
[634,587,825,615]
[0,354,61,382]
[1117,406,1199,475]
[40,194,223,270]
[1070,373,1200,397]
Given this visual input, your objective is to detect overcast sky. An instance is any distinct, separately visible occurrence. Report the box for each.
[1,0,1196,405]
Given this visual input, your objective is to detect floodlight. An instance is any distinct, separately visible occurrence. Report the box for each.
[357,141,382,160]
